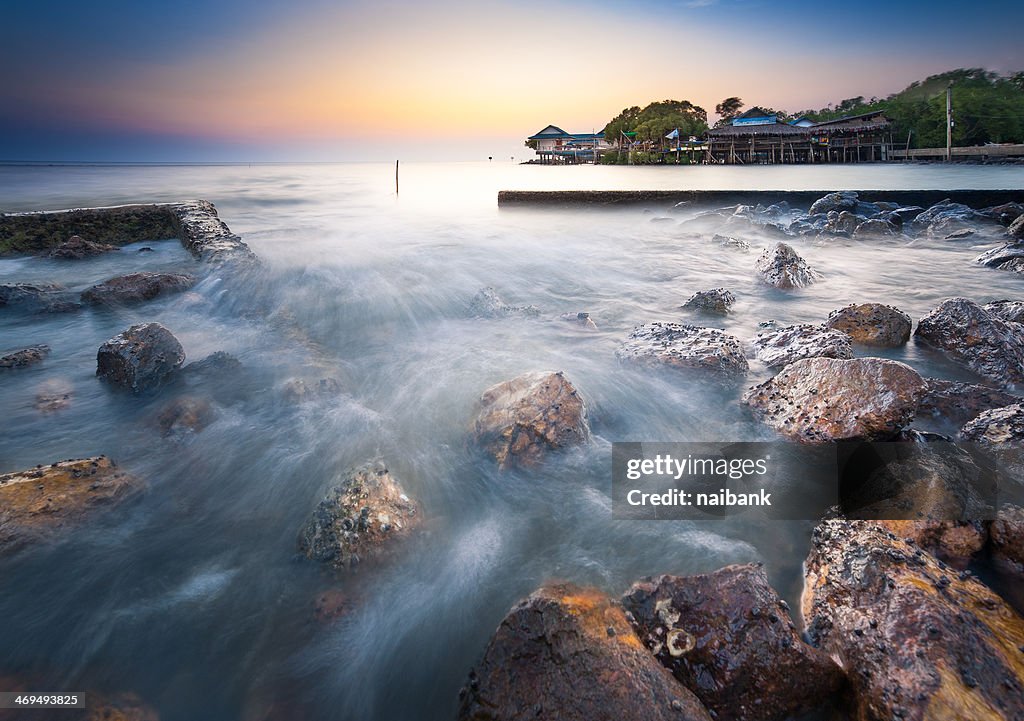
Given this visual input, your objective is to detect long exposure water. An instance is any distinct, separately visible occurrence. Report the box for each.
[2,161,1024,720]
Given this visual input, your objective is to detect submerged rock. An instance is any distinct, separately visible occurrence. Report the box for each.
[457,584,713,721]
[34,377,74,413]
[558,312,598,330]
[617,323,748,377]
[0,282,80,313]
[825,303,912,347]
[0,344,50,369]
[473,371,589,469]
[469,287,540,318]
[182,351,243,379]
[96,322,185,394]
[742,357,925,442]
[621,565,842,721]
[681,288,735,315]
[802,520,1024,721]
[298,461,420,570]
[712,234,750,251]
[282,377,343,404]
[915,298,1024,388]
[81,271,196,305]
[755,242,819,289]
[47,234,118,259]
[0,457,143,555]
[918,378,1019,426]
[157,395,216,436]
[750,324,852,368]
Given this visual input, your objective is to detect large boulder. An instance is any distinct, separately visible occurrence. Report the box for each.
[457,584,713,721]
[0,457,143,555]
[755,243,819,289]
[617,323,748,377]
[0,282,80,313]
[47,234,118,259]
[681,288,735,315]
[298,461,420,570]
[809,190,858,216]
[750,324,852,368]
[990,504,1024,579]
[81,272,196,305]
[825,303,912,347]
[0,344,50,369]
[621,565,842,721]
[917,378,1019,427]
[915,298,1024,388]
[96,323,186,394]
[984,300,1024,325]
[961,402,1024,446]
[876,519,988,569]
[910,198,981,236]
[473,371,590,468]
[822,210,862,237]
[976,241,1024,273]
[742,357,925,442]
[802,520,1024,721]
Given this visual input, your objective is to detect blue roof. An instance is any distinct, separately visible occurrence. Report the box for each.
[528,125,604,140]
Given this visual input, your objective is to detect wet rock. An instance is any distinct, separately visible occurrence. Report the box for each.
[0,457,144,555]
[918,378,1019,426]
[750,324,852,368]
[876,519,987,568]
[558,312,598,330]
[457,584,713,721]
[755,242,819,289]
[34,378,74,413]
[712,234,750,251]
[0,282,80,313]
[170,199,257,264]
[157,396,216,436]
[823,210,862,236]
[182,351,243,379]
[617,323,748,378]
[298,461,419,570]
[854,218,899,238]
[621,565,842,721]
[82,691,159,721]
[802,519,1024,721]
[961,403,1024,446]
[825,303,913,347]
[910,198,981,236]
[282,377,343,404]
[47,234,118,259]
[1009,214,1024,240]
[809,190,858,216]
[742,357,925,442]
[945,228,976,240]
[980,202,1024,226]
[469,287,540,318]
[990,504,1024,578]
[915,298,1024,387]
[984,300,1024,325]
[976,241,1024,273]
[0,344,50,369]
[473,371,590,468]
[97,322,185,394]
[312,588,354,624]
[888,206,925,224]
[681,288,735,315]
[81,272,196,305]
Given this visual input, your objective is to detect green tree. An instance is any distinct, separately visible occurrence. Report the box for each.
[715,97,744,123]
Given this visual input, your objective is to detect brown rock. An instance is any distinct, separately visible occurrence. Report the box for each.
[681,288,735,315]
[750,323,852,368]
[621,565,842,721]
[457,584,712,721]
[825,303,912,347]
[876,520,988,569]
[742,357,925,442]
[34,378,74,413]
[298,461,420,570]
[0,457,143,555]
[156,396,216,436]
[83,691,159,721]
[473,371,590,468]
[616,323,748,378]
[81,272,196,305]
[312,589,354,624]
[47,235,118,259]
[991,504,1024,579]
[802,520,1024,721]
[918,378,1019,426]
[961,402,1024,446]
[0,344,50,369]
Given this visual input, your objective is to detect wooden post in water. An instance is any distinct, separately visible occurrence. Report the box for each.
[395,160,399,196]
[946,84,953,163]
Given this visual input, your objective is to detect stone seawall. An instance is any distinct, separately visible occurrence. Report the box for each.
[0,200,256,263]
[498,189,1024,208]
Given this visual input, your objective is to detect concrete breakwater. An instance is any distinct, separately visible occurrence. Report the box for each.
[0,199,256,263]
[498,189,1024,208]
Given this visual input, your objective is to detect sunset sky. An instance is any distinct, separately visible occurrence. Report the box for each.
[2,0,1022,161]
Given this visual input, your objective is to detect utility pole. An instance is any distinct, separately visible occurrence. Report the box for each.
[946,83,953,163]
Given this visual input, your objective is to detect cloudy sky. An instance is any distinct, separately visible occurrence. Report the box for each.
[2,0,1022,161]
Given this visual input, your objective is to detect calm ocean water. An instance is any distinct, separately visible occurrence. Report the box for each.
[1,161,1023,720]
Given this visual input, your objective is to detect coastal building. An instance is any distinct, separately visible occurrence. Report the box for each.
[526,125,610,164]
[706,107,893,164]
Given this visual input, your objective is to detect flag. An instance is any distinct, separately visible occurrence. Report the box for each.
[665,128,679,139]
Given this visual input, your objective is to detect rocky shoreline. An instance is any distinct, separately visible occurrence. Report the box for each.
[4,191,1024,719]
